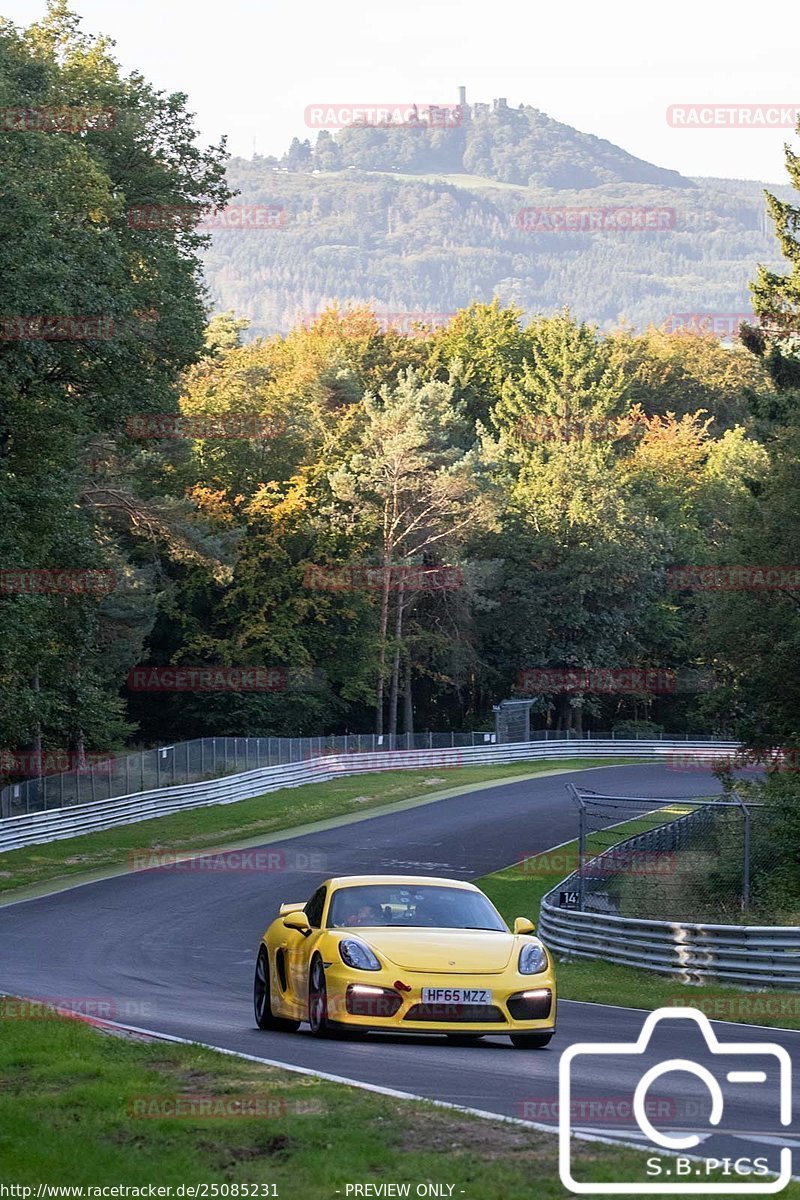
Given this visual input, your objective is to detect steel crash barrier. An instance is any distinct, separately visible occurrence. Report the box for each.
[539,811,800,990]
[0,738,737,853]
[539,904,800,989]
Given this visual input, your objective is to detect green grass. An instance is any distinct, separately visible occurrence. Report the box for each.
[2,1003,795,1196]
[479,812,800,1030]
[0,758,639,897]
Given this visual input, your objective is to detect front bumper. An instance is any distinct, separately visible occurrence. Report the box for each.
[322,963,557,1034]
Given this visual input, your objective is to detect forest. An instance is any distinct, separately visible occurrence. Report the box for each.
[203,158,792,338]
[2,3,800,781]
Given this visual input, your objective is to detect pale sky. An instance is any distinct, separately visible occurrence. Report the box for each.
[4,0,799,183]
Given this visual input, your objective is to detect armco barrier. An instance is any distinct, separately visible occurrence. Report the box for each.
[539,809,800,989]
[0,738,736,853]
[539,904,800,988]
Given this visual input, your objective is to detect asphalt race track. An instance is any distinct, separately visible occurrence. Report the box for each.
[1,763,798,1184]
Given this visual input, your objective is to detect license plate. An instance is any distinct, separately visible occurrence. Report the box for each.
[421,987,492,1004]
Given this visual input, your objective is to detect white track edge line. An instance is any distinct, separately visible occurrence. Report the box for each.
[1,997,795,1182]
[50,1013,800,1181]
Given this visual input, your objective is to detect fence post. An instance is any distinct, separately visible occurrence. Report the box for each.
[734,790,751,911]
[578,798,586,911]
[567,784,586,912]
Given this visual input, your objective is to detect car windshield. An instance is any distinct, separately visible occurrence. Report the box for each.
[327,884,507,930]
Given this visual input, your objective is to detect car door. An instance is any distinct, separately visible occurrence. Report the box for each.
[285,885,327,1008]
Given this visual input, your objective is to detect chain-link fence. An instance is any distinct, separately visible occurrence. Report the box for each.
[0,728,723,821]
[566,786,769,923]
[0,731,500,819]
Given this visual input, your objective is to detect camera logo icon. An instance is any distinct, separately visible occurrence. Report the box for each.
[559,1007,792,1194]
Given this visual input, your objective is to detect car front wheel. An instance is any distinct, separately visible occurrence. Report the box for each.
[254,946,300,1032]
[308,955,335,1037]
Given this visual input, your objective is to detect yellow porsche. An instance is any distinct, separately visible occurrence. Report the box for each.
[253,874,556,1048]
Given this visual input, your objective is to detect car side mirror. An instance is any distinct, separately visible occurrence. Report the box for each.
[514,916,535,935]
[283,911,312,936]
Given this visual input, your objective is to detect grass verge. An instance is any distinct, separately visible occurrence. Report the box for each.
[2,1002,793,1197]
[0,758,639,898]
[479,811,800,1030]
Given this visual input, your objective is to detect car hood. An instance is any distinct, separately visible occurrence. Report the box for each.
[354,928,517,973]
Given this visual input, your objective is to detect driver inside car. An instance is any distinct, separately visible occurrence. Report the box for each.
[342,902,383,926]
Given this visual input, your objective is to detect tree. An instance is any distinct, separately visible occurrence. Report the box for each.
[426,300,534,428]
[744,126,800,391]
[328,371,482,733]
[482,314,673,731]
[0,1,231,761]
[609,327,774,434]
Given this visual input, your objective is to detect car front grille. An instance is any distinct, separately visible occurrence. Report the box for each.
[404,1002,506,1023]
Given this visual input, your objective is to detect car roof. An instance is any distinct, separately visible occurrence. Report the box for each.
[324,874,480,891]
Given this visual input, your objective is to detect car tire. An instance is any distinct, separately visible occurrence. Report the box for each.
[308,955,336,1038]
[254,946,300,1032]
[509,1031,553,1049]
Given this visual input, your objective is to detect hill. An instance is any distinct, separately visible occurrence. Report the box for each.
[201,92,792,336]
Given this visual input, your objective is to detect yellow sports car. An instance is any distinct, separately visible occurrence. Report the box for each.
[253,874,556,1048]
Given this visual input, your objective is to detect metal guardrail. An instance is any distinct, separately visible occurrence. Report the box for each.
[0,728,716,819]
[0,732,500,818]
[539,803,800,990]
[0,738,737,854]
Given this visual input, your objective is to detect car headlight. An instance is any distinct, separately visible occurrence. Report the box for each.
[518,941,548,975]
[339,938,381,971]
